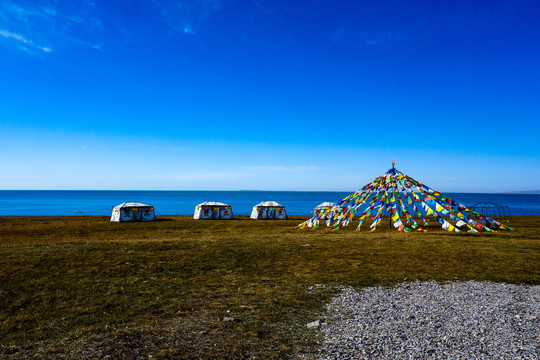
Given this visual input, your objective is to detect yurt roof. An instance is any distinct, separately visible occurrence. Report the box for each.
[315,202,337,208]
[196,201,230,207]
[113,202,153,208]
[253,201,284,207]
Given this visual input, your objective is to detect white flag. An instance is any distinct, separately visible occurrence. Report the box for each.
[456,220,466,227]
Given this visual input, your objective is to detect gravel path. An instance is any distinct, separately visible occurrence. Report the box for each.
[311,281,539,359]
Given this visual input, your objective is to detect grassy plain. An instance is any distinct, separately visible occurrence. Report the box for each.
[1,215,539,359]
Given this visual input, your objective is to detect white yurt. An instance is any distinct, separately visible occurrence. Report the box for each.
[314,202,340,219]
[194,201,234,220]
[250,201,287,220]
[110,202,156,222]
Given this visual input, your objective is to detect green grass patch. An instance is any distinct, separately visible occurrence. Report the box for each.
[1,215,539,358]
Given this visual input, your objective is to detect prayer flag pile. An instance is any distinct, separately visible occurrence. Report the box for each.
[296,161,515,233]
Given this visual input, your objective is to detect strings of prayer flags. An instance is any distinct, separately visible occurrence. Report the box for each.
[296,161,515,233]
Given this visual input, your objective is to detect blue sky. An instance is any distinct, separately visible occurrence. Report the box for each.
[1,0,539,191]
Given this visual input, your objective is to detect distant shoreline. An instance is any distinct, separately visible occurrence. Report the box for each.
[504,190,540,194]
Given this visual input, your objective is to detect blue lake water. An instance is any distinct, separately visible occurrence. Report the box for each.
[0,191,539,217]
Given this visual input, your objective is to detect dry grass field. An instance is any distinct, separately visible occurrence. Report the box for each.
[1,215,539,359]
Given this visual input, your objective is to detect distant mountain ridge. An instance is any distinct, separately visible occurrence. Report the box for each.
[505,190,540,194]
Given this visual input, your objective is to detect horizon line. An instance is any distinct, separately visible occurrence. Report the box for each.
[0,189,538,194]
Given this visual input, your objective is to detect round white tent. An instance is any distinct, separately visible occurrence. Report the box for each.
[314,202,340,219]
[194,201,234,220]
[250,201,287,220]
[110,202,156,222]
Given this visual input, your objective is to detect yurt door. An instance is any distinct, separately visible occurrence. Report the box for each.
[220,208,232,219]
[275,208,287,219]
[200,207,212,219]
[121,208,133,221]
[142,208,155,221]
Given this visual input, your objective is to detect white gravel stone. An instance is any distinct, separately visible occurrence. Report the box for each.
[307,320,322,329]
[306,281,539,359]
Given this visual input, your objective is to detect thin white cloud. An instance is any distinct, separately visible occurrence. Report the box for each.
[112,144,191,152]
[0,1,103,54]
[151,170,240,181]
[0,30,27,42]
[0,29,52,53]
[152,0,223,35]
[152,165,324,183]
[243,166,325,172]
[182,25,195,34]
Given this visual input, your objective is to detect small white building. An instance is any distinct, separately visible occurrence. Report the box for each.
[110,202,156,222]
[250,201,287,220]
[194,201,234,220]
